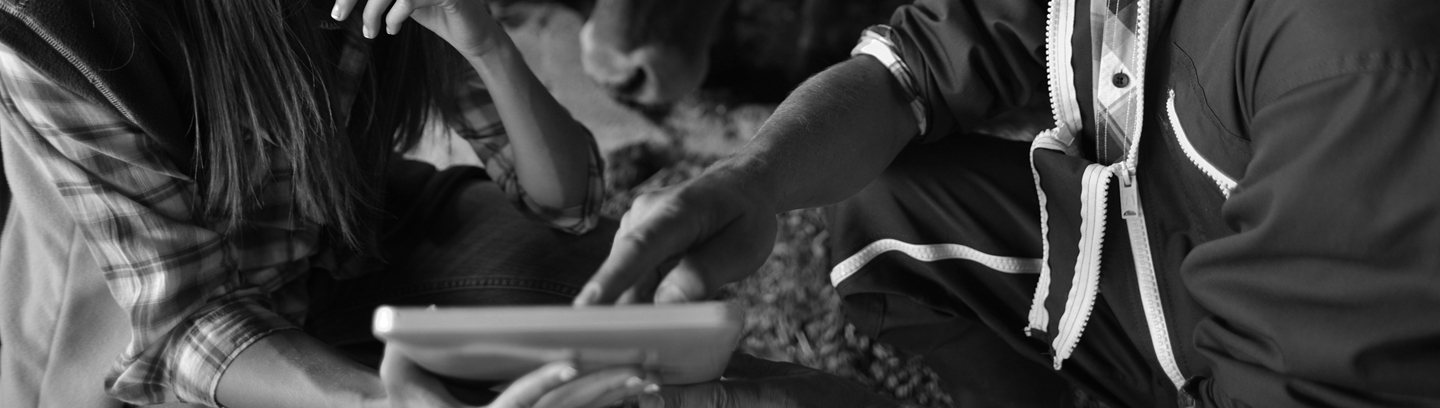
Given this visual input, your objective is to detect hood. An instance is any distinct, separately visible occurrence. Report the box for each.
[0,0,192,170]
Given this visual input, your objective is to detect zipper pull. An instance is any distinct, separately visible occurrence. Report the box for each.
[1117,165,1140,219]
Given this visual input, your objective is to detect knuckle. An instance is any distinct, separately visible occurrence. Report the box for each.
[615,228,656,250]
[634,186,689,210]
[617,218,671,248]
[631,191,664,209]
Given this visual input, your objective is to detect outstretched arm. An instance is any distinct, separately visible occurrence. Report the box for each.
[573,0,1049,306]
[721,55,920,212]
[574,54,918,305]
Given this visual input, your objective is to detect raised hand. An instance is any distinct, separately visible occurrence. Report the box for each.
[332,0,507,58]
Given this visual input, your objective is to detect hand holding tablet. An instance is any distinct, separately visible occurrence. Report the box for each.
[373,302,743,385]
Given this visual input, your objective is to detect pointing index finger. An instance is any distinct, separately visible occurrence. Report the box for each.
[576,199,699,306]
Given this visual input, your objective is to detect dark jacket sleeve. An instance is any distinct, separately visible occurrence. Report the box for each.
[1185,58,1440,407]
[887,0,1050,143]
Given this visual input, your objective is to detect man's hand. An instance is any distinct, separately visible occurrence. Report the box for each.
[571,56,923,307]
[376,345,658,408]
[575,165,780,305]
[639,353,899,408]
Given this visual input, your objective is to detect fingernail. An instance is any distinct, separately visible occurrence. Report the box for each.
[624,376,645,388]
[557,366,578,381]
[330,4,341,20]
[362,26,374,39]
[643,383,660,394]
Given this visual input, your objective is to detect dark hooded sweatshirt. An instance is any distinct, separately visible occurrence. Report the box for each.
[881,0,1440,407]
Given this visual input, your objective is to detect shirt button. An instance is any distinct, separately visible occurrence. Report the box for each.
[1112,72,1130,88]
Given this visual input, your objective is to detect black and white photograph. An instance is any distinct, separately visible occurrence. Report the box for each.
[1,0,1437,407]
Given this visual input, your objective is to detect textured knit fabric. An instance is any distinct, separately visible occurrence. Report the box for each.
[0,24,601,406]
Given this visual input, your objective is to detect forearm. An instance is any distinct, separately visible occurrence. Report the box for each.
[464,34,594,210]
[216,329,385,408]
[716,55,919,212]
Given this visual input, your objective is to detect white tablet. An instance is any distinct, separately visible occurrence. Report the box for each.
[372,302,743,385]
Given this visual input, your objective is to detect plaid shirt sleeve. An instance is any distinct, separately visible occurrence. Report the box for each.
[449,71,604,235]
[852,25,930,137]
[0,49,313,406]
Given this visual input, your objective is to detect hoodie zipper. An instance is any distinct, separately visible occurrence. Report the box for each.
[1050,163,1110,369]
[1031,0,1186,390]
[1026,0,1086,349]
[1115,163,1187,391]
[1045,0,1084,140]
[1166,90,1237,198]
[8,9,138,128]
[1109,0,1187,392]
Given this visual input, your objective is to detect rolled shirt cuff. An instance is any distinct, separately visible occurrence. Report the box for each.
[851,25,930,138]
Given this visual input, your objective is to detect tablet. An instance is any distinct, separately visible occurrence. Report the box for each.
[373,302,743,385]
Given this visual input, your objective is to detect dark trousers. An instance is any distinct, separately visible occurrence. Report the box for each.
[828,135,1159,408]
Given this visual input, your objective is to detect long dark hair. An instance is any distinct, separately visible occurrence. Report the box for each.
[168,0,464,248]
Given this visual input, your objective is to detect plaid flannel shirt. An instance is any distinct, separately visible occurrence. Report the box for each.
[0,27,601,406]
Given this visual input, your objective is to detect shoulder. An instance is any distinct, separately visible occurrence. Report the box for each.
[1240,0,1440,107]
[0,42,90,115]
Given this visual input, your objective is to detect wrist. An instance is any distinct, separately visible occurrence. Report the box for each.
[703,155,785,214]
[462,35,523,76]
[456,18,515,62]
[216,330,388,408]
[459,35,509,61]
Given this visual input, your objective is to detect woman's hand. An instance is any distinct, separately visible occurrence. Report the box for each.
[332,0,507,57]
[376,345,658,408]
[639,353,900,408]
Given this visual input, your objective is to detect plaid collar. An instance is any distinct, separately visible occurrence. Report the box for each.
[1089,0,1147,164]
